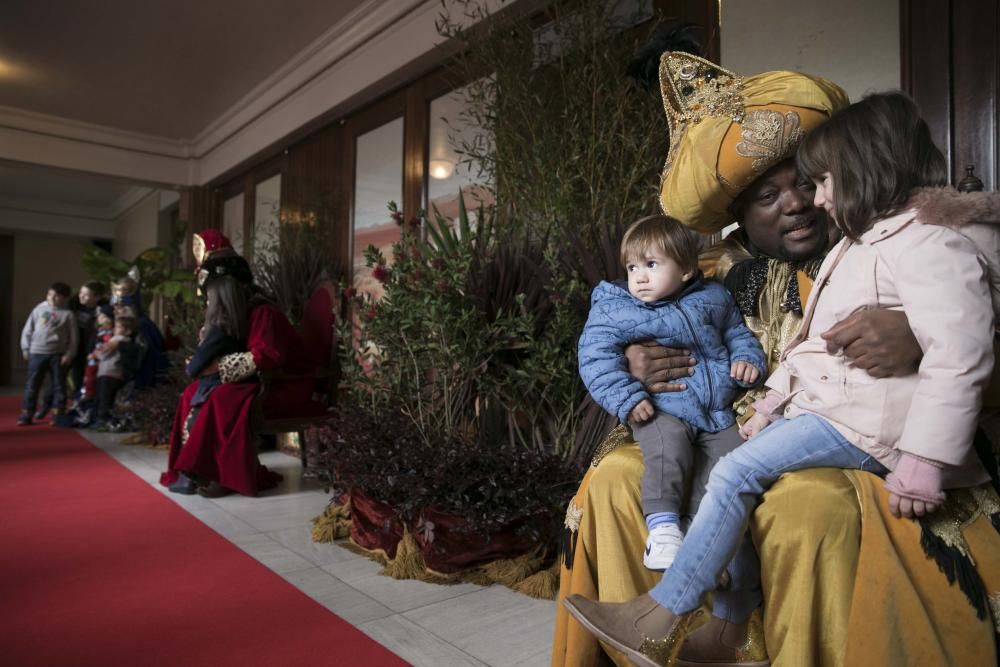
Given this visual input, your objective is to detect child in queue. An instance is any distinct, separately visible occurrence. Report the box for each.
[578,215,767,570]
[565,91,996,667]
[17,282,78,425]
[91,315,136,426]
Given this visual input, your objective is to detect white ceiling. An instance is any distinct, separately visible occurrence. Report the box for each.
[0,0,373,215]
[0,163,135,208]
[0,0,363,140]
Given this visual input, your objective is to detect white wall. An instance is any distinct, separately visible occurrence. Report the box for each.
[721,0,899,102]
[113,190,162,262]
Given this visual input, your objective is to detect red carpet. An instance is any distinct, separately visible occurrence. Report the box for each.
[0,396,408,667]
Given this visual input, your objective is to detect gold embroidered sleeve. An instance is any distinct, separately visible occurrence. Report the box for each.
[218,351,257,383]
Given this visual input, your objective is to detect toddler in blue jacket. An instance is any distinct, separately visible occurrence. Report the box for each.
[578,215,766,570]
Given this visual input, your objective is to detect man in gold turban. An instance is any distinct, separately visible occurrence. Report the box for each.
[552,51,1000,667]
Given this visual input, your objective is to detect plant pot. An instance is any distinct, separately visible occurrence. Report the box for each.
[410,506,540,574]
[347,489,405,558]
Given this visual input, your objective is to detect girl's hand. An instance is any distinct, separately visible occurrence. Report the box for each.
[739,412,771,440]
[629,399,655,424]
[887,492,940,518]
[883,453,946,518]
[731,360,759,384]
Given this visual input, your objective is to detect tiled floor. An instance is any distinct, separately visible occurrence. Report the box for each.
[78,428,556,667]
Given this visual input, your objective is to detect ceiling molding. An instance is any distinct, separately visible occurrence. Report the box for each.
[191,0,425,154]
[0,104,191,158]
[0,0,505,188]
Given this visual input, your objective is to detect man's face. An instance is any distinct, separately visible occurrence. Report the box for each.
[733,159,832,262]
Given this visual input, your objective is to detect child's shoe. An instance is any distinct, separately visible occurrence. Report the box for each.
[16,411,32,426]
[643,523,684,571]
[32,407,50,421]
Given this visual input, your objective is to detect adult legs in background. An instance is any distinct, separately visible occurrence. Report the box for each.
[96,376,123,423]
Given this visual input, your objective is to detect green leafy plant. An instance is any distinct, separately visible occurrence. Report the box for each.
[82,246,197,306]
[254,203,346,327]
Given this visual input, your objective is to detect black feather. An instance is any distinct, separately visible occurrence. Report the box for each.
[627,21,704,92]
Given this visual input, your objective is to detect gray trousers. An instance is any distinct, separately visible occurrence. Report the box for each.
[631,412,743,518]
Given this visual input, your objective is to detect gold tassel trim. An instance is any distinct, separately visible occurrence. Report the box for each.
[310,500,353,543]
[309,502,559,599]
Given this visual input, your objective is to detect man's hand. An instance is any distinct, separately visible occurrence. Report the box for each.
[22,352,29,362]
[624,341,696,393]
[739,412,771,440]
[102,339,120,355]
[821,309,920,378]
[60,353,73,367]
[730,360,759,385]
[199,361,219,378]
[629,399,655,424]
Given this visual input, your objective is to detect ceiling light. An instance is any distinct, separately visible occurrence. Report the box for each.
[429,159,454,180]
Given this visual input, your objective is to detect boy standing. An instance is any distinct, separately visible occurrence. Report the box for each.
[18,282,78,425]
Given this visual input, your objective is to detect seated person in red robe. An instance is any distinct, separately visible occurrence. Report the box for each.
[160,232,317,497]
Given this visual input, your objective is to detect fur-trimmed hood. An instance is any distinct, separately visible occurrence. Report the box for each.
[910,186,1000,229]
[911,186,1000,317]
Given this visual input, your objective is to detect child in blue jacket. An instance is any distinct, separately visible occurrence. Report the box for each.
[578,215,766,570]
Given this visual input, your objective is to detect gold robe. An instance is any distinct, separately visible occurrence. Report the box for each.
[552,233,1000,667]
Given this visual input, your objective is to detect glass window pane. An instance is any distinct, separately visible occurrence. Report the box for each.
[427,84,493,227]
[254,174,281,264]
[222,194,245,256]
[353,117,403,298]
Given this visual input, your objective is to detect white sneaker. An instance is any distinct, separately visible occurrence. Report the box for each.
[643,523,684,571]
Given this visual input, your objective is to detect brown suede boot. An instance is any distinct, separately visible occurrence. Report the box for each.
[675,608,769,667]
[563,594,710,667]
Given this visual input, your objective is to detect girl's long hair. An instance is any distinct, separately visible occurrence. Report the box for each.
[204,275,250,343]
[796,91,948,240]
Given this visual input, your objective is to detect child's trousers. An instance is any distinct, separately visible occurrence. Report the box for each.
[22,353,66,414]
[649,413,890,616]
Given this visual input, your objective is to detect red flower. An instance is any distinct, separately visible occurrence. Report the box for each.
[408,269,425,285]
[550,292,563,303]
[364,307,378,322]
[343,287,357,299]
[435,279,449,293]
[371,265,389,283]
[391,211,405,226]
[431,258,446,270]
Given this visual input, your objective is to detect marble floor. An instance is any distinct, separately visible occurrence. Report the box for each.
[77,428,556,667]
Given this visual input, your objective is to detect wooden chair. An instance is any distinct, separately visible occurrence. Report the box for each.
[252,281,339,472]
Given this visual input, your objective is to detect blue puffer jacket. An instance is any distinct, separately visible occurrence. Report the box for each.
[578,277,766,432]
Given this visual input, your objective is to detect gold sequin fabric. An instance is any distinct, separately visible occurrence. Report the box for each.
[659,53,746,127]
[637,606,711,666]
[590,424,633,469]
[564,500,583,533]
[218,351,257,383]
[924,485,1000,562]
[735,110,805,172]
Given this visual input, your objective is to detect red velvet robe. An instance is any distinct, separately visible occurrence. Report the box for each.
[160,302,315,496]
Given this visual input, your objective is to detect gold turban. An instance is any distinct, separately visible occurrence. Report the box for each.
[658,52,849,234]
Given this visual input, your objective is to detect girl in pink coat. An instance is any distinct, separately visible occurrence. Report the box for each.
[563,91,996,667]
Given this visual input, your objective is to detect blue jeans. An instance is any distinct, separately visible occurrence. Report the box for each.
[650,414,890,616]
[22,353,66,413]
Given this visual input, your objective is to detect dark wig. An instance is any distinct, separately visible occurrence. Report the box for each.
[796,91,947,239]
[203,275,250,343]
